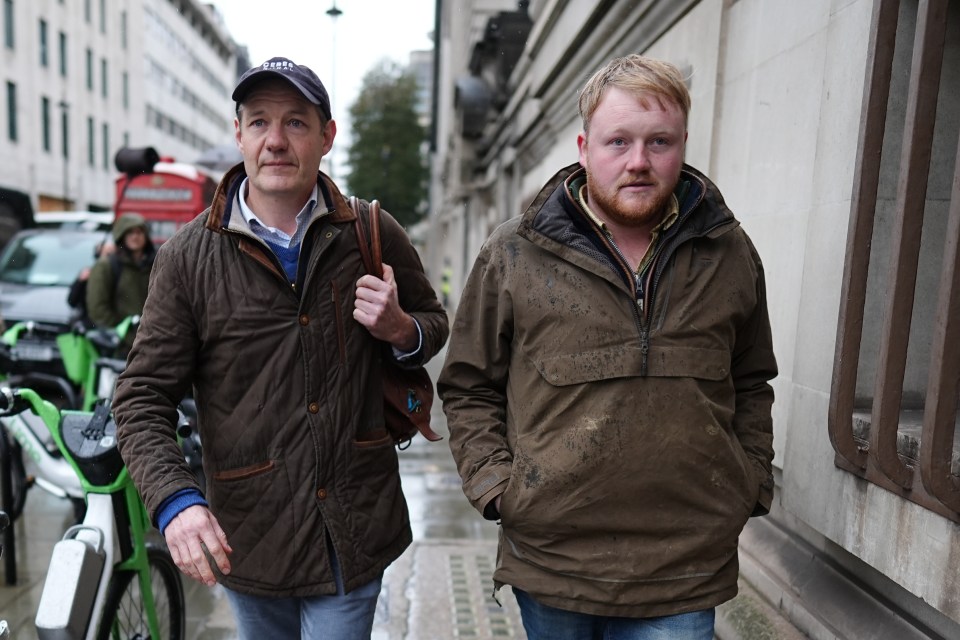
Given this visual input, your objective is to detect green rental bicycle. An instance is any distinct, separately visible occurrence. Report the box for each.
[0,386,185,640]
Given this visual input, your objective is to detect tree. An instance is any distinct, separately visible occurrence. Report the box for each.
[345,61,428,228]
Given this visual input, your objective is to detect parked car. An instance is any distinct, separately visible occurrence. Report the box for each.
[0,227,108,385]
[34,211,114,232]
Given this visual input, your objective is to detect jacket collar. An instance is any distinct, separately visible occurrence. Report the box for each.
[520,162,735,242]
[204,162,357,234]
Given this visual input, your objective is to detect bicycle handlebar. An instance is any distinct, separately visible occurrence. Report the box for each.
[0,387,30,416]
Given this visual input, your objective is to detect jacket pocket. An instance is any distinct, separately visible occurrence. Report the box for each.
[207,458,294,583]
[535,345,729,386]
[728,435,761,511]
[353,428,393,449]
[212,460,275,482]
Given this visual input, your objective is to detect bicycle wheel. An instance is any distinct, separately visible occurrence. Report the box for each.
[0,424,29,521]
[96,545,185,640]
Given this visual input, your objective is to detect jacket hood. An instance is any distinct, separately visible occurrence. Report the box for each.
[113,212,150,242]
[112,212,156,256]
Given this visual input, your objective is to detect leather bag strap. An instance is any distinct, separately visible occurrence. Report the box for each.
[368,200,383,276]
[349,196,383,278]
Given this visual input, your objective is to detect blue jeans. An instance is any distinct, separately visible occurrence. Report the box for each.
[514,588,715,640]
[223,551,382,640]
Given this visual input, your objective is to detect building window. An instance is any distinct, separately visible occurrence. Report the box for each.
[85,49,93,90]
[101,122,109,170]
[120,10,127,49]
[99,0,105,33]
[829,0,960,521]
[58,32,67,76]
[84,0,91,23]
[40,96,50,152]
[87,116,94,166]
[122,71,129,109]
[60,103,69,159]
[5,81,16,142]
[39,19,48,67]
[101,58,107,98]
[3,0,13,50]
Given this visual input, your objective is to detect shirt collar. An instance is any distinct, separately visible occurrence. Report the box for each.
[576,182,679,235]
[237,178,319,242]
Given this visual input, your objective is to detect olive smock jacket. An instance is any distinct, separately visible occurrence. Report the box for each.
[113,163,448,597]
[438,162,777,617]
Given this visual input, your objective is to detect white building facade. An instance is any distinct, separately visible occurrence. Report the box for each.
[429,1,960,637]
[0,0,237,215]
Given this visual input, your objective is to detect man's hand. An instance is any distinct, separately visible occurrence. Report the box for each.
[164,505,232,587]
[354,263,418,351]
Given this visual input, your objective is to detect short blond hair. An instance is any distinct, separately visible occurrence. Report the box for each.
[578,55,691,131]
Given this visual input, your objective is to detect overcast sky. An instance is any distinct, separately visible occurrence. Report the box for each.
[211,0,436,172]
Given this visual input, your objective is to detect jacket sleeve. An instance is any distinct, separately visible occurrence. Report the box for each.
[86,257,122,327]
[437,231,515,519]
[731,238,778,517]
[113,244,202,521]
[378,207,449,365]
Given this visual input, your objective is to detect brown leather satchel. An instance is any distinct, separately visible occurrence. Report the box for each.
[350,196,442,448]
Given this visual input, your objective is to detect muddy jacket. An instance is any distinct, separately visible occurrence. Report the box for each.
[438,163,776,617]
[114,164,448,597]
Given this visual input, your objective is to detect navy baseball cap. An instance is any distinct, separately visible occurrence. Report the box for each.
[232,57,332,121]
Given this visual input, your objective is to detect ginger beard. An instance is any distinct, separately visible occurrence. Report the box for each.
[583,167,679,229]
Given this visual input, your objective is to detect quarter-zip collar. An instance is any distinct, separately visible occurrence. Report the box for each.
[517,162,739,292]
[517,162,741,377]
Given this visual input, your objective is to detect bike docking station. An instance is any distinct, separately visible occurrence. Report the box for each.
[0,319,191,637]
[0,315,141,585]
[35,401,119,639]
[0,385,185,639]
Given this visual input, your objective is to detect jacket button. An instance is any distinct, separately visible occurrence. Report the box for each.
[299,314,310,326]
[316,488,327,499]
[325,231,333,239]
[308,402,319,414]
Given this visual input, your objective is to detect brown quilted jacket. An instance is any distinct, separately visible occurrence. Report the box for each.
[114,164,448,596]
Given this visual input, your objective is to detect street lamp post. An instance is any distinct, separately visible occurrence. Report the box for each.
[58,100,70,208]
[326,1,343,180]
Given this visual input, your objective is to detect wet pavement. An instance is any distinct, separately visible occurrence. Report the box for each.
[0,349,527,639]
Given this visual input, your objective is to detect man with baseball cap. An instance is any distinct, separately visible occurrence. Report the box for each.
[232,56,333,121]
[113,56,448,639]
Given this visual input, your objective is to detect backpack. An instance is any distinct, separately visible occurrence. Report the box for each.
[68,254,123,324]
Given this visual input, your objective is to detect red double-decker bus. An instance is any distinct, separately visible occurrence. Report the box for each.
[113,148,219,244]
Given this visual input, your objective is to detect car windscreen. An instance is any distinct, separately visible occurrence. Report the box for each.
[0,232,104,286]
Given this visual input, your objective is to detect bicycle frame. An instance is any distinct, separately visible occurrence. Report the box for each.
[1,388,169,639]
[1,410,83,500]
[0,318,132,584]
[0,390,84,585]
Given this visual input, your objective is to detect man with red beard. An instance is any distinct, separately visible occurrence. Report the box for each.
[439,54,777,639]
